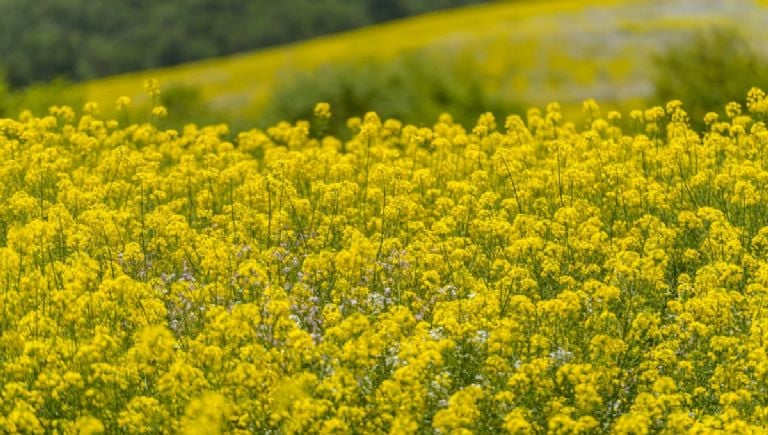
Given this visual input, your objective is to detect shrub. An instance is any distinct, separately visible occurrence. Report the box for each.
[652,26,768,124]
[261,49,525,133]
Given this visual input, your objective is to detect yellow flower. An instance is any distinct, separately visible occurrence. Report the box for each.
[313,102,332,120]
[115,96,132,112]
[117,396,172,434]
[179,392,232,435]
[144,78,161,99]
[151,105,168,119]
[432,385,483,433]
[6,401,44,434]
[503,409,534,434]
[75,416,105,435]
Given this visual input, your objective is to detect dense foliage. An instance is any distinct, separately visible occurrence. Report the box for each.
[0,0,487,88]
[262,51,524,133]
[3,85,768,432]
[653,27,768,127]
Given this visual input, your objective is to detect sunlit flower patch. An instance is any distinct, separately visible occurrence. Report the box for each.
[2,89,768,433]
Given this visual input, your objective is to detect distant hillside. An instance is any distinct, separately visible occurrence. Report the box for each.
[74,0,615,115]
[74,0,768,122]
[0,0,488,88]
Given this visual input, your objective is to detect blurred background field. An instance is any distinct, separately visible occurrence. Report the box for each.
[3,0,768,132]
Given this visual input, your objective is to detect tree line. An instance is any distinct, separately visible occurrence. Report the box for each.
[0,0,488,88]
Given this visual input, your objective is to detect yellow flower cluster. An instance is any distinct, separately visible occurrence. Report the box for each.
[4,89,768,433]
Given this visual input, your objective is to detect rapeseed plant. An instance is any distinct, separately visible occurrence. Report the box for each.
[4,87,768,432]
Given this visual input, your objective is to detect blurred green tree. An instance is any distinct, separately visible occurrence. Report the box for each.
[653,26,768,124]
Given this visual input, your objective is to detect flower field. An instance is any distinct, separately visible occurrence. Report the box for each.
[4,88,768,433]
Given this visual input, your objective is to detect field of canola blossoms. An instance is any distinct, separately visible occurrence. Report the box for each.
[6,85,768,434]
